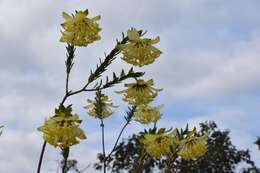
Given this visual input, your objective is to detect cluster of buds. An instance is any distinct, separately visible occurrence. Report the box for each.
[116,77,163,125]
[84,90,118,119]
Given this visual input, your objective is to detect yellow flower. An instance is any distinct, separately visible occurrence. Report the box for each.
[134,104,163,124]
[117,28,162,67]
[84,92,118,119]
[38,106,86,150]
[140,132,171,157]
[178,133,207,160]
[115,79,162,105]
[60,10,101,46]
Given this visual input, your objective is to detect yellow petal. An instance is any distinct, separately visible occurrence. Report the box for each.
[92,15,101,21]
[127,28,140,41]
[62,12,72,20]
[151,36,160,44]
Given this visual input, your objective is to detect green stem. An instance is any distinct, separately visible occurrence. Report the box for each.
[62,148,70,173]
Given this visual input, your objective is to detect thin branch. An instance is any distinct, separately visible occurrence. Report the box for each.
[87,34,130,84]
[61,148,70,173]
[100,119,106,173]
[65,72,70,94]
[37,141,47,173]
[106,121,129,160]
[62,157,68,173]
[105,106,136,161]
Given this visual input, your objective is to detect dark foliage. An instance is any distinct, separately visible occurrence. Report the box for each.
[60,159,89,173]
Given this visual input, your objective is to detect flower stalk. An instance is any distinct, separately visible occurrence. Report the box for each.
[61,148,70,173]
[100,119,106,173]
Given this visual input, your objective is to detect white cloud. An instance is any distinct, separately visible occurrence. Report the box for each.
[150,30,260,100]
[0,130,41,173]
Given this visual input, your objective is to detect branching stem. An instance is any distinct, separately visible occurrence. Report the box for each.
[36,32,137,173]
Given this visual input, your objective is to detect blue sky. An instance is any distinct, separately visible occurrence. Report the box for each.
[0,0,260,172]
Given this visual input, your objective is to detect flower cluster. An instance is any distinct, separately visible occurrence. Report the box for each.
[116,79,161,106]
[134,104,163,124]
[177,129,208,160]
[116,79,162,124]
[60,10,101,47]
[140,132,171,157]
[38,105,86,150]
[84,91,118,119]
[140,128,208,159]
[117,28,162,67]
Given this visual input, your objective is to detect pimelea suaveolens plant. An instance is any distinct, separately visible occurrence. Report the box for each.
[37,9,207,173]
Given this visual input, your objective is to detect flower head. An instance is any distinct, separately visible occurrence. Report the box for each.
[60,10,101,46]
[38,105,86,150]
[134,104,163,124]
[140,131,171,157]
[177,130,207,160]
[115,79,162,105]
[84,91,118,119]
[140,127,208,159]
[117,28,162,67]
